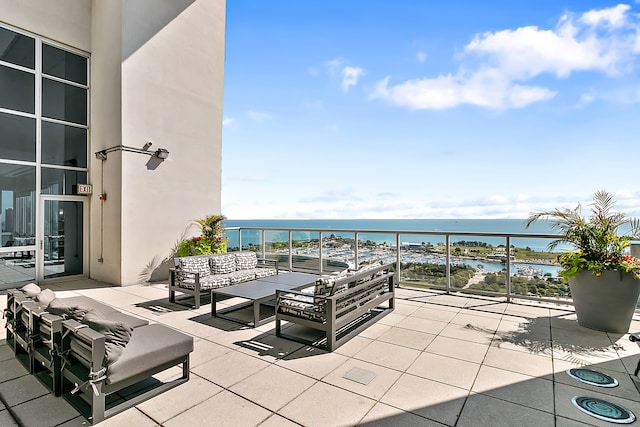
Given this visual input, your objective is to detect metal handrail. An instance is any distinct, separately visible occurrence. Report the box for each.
[225,226,568,305]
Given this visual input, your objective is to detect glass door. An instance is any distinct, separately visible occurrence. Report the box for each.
[40,198,85,280]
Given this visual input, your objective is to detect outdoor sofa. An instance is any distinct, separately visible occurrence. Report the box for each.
[4,284,193,424]
[170,251,279,308]
[275,262,395,351]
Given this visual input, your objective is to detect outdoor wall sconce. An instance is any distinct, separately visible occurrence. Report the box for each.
[154,148,170,159]
[94,142,169,161]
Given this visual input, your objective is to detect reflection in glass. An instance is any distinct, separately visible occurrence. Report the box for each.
[41,122,87,167]
[42,44,87,85]
[0,112,35,161]
[42,78,87,125]
[0,27,35,69]
[41,168,87,195]
[0,163,36,246]
[44,200,83,278]
[0,65,35,113]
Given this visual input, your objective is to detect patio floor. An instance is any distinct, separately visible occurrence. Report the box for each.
[1,278,640,426]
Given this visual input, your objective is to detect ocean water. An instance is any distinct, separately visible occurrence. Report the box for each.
[224,218,562,252]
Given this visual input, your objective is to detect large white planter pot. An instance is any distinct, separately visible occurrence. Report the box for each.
[569,270,640,333]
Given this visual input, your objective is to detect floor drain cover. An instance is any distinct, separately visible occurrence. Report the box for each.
[571,396,635,424]
[566,368,619,388]
[343,367,376,385]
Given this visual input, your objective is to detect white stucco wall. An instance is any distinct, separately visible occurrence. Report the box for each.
[89,1,124,284]
[119,0,225,284]
[0,0,91,52]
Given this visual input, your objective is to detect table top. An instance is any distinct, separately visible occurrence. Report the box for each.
[212,272,319,300]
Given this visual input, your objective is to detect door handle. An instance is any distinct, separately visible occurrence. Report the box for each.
[40,240,43,250]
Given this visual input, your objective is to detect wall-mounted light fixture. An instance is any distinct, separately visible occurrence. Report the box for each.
[154,148,170,159]
[94,142,169,161]
[95,150,108,161]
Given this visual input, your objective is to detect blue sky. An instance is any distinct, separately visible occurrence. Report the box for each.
[222,1,640,219]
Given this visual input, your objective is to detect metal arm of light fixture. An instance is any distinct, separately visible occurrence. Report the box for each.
[94,142,169,161]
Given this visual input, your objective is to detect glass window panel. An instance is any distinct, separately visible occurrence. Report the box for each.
[0,65,35,113]
[0,163,36,245]
[41,122,87,167]
[41,168,87,195]
[42,78,87,125]
[0,112,35,162]
[0,27,35,69]
[42,44,87,85]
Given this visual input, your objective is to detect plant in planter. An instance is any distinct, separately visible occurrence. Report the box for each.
[526,190,640,333]
[176,214,227,256]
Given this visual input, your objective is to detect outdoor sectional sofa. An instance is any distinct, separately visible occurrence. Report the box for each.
[4,285,193,425]
[275,262,396,351]
[169,251,279,308]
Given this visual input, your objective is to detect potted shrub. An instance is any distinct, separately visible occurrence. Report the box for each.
[526,191,640,333]
[176,214,227,256]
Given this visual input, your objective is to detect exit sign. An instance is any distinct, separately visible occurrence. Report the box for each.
[77,184,93,195]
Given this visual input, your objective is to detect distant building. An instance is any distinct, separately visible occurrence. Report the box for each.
[0,0,226,285]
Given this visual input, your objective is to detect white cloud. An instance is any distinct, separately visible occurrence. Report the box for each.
[372,4,640,110]
[370,74,555,110]
[341,66,365,93]
[223,189,640,219]
[581,4,631,27]
[222,117,234,127]
[247,110,273,122]
[416,51,427,63]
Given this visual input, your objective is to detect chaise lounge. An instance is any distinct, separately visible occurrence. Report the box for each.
[4,285,193,425]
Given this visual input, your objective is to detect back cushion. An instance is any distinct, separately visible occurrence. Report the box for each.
[235,252,258,270]
[177,256,211,278]
[209,253,236,274]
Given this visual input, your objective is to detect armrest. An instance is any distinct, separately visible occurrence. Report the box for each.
[172,269,200,282]
[62,319,104,340]
[257,258,279,270]
[62,319,106,365]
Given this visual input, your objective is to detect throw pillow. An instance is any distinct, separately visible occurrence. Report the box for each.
[235,252,258,270]
[209,253,236,274]
[81,311,133,366]
[37,289,56,306]
[21,283,41,298]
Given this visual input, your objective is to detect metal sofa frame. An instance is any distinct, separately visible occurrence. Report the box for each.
[275,263,396,351]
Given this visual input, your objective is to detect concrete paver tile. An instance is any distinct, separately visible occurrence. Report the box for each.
[457,393,554,427]
[164,390,271,427]
[407,352,480,390]
[472,365,554,413]
[279,382,375,427]
[380,373,468,426]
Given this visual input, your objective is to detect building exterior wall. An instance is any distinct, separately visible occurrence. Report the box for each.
[0,0,226,286]
[90,1,124,284]
[119,0,225,284]
[0,0,91,51]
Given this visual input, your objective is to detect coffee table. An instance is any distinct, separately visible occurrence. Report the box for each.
[211,272,319,327]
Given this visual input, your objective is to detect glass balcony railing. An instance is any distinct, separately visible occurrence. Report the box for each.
[224,226,571,305]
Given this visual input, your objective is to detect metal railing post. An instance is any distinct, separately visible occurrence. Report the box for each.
[506,236,512,302]
[354,232,359,269]
[319,231,324,273]
[396,233,401,285]
[288,230,293,272]
[445,234,451,294]
[261,229,266,261]
[238,229,242,251]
